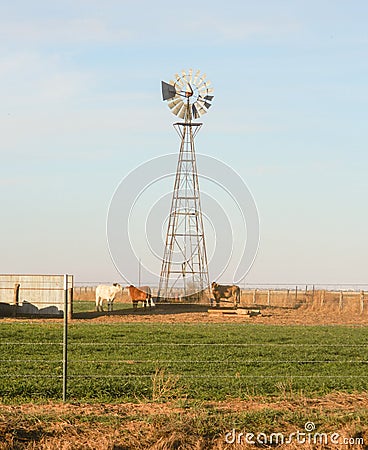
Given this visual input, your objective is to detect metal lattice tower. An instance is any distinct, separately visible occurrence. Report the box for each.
[158,69,214,301]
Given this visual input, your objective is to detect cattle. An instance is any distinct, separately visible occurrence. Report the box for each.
[95,283,123,312]
[211,282,240,308]
[128,285,155,309]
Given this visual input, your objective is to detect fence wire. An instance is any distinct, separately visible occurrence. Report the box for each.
[1,279,368,401]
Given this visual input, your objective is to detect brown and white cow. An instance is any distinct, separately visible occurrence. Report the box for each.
[211,282,240,308]
[128,285,154,309]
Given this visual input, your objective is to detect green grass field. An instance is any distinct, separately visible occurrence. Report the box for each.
[72,300,133,313]
[1,322,368,403]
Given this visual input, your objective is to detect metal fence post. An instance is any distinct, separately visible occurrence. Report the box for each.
[13,283,20,318]
[63,274,68,402]
[68,286,73,320]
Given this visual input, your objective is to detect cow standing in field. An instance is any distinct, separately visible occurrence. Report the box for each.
[211,282,240,308]
[128,285,154,309]
[95,283,123,312]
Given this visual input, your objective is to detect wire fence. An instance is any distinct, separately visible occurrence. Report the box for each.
[73,282,368,314]
[0,278,358,316]
[1,277,368,402]
[2,331,368,402]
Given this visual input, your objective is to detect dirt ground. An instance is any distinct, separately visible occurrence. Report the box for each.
[71,287,368,325]
[2,302,368,326]
[68,301,368,326]
[70,287,368,324]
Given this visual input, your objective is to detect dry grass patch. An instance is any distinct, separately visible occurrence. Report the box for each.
[1,393,368,449]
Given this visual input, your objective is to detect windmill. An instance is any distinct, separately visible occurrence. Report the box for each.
[158,69,214,302]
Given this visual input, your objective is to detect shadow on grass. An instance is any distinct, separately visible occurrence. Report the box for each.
[72,303,211,319]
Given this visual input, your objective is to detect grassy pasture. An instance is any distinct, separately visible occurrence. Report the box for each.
[0,322,368,403]
[72,300,133,313]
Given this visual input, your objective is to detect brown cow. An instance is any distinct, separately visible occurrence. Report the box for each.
[211,282,240,308]
[128,285,154,309]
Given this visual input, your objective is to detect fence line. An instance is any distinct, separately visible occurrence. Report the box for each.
[1,342,368,347]
[1,331,368,401]
[0,280,355,315]
[1,278,368,402]
[4,359,368,364]
[72,287,367,315]
[2,374,368,379]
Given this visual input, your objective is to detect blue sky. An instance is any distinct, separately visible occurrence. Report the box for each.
[1,1,367,285]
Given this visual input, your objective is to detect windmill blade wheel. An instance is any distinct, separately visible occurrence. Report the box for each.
[162,69,214,120]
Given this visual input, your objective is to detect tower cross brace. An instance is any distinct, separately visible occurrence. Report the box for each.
[158,116,210,302]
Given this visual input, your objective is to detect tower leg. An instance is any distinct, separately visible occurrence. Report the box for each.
[158,122,210,302]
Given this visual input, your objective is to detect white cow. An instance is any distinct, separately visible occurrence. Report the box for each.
[95,283,123,312]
